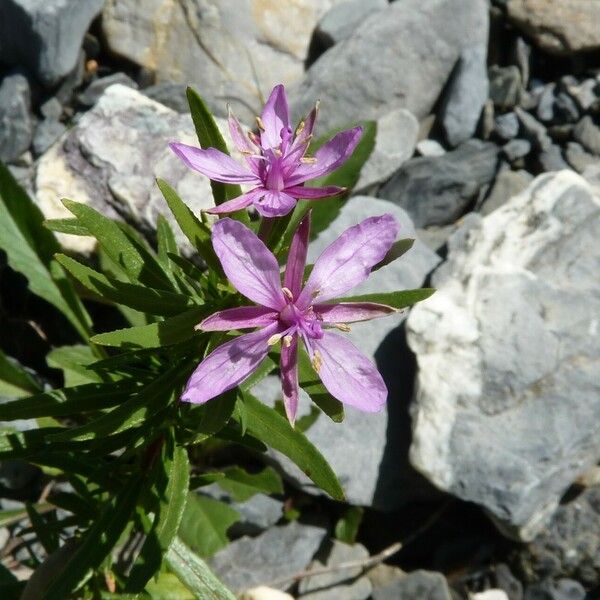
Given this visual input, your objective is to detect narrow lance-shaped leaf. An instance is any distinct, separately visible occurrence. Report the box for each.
[240,392,344,500]
[166,537,236,600]
[335,288,435,309]
[0,349,41,398]
[126,439,190,592]
[0,163,92,338]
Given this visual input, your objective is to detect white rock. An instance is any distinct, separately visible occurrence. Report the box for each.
[407,170,600,540]
[35,84,239,254]
[355,108,418,192]
[469,591,509,600]
[101,0,347,122]
[238,587,294,600]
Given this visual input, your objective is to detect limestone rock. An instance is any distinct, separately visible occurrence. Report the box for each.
[355,108,419,192]
[291,0,489,132]
[372,570,452,600]
[209,520,326,593]
[101,0,346,123]
[407,171,600,540]
[380,140,500,228]
[0,0,104,87]
[507,0,600,56]
[253,196,441,510]
[297,540,372,599]
[0,72,33,163]
[34,84,238,254]
[440,44,489,146]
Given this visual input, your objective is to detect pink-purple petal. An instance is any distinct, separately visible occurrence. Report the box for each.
[284,185,345,199]
[181,324,277,404]
[280,335,299,425]
[284,212,311,299]
[198,306,278,331]
[212,219,285,310]
[169,143,259,184]
[298,214,399,307]
[204,188,263,214]
[309,332,387,412]
[254,190,297,217]
[286,126,363,185]
[260,84,290,150]
[314,302,397,323]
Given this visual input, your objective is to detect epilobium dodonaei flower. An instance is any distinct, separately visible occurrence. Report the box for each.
[181,212,400,424]
[169,84,362,217]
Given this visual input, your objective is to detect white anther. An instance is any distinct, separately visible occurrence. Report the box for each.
[312,350,323,372]
[282,287,294,300]
[267,334,282,346]
[283,335,293,348]
[256,116,266,131]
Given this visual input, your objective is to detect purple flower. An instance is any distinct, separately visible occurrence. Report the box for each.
[181,212,401,424]
[169,85,362,217]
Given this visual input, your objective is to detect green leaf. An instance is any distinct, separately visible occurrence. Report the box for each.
[241,392,344,500]
[91,306,208,348]
[40,471,147,599]
[49,363,187,442]
[156,215,179,266]
[178,493,240,558]
[0,162,92,338]
[297,349,344,423]
[156,179,221,272]
[181,390,236,443]
[186,87,242,206]
[0,381,141,421]
[217,466,283,502]
[26,503,58,553]
[43,218,89,236]
[56,254,194,316]
[126,442,190,592]
[336,288,436,309]
[145,572,194,600]
[373,239,415,272]
[166,537,235,600]
[46,345,100,386]
[334,506,364,544]
[0,349,41,398]
[61,198,171,290]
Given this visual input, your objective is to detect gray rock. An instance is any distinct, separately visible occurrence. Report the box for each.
[54,50,85,105]
[523,579,586,600]
[489,66,522,111]
[314,0,388,49]
[573,116,600,156]
[416,139,446,157]
[199,483,282,536]
[565,142,598,174]
[298,540,372,599]
[507,0,600,56]
[494,564,523,600]
[77,73,138,107]
[514,36,531,90]
[291,0,489,132]
[566,79,598,112]
[101,0,347,123]
[253,196,441,510]
[417,224,456,253]
[210,520,326,593]
[372,570,452,600]
[0,72,34,163]
[34,84,240,255]
[517,485,600,587]
[143,83,189,113]
[554,92,579,124]
[478,170,533,216]
[355,108,419,192]
[494,112,520,141]
[440,44,489,146]
[515,108,552,151]
[32,119,66,157]
[0,0,104,87]
[407,171,600,540]
[536,84,555,122]
[538,145,570,172]
[380,140,499,227]
[502,139,531,162]
[40,97,62,121]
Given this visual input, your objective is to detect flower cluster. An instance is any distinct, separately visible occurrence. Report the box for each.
[171,85,402,424]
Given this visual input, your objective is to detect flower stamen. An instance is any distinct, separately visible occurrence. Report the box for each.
[334,323,351,332]
[312,349,323,372]
[300,156,317,164]
[282,287,294,300]
[267,333,282,346]
[283,334,293,348]
[256,116,266,131]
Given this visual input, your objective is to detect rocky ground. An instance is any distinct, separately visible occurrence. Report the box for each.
[0,0,599,598]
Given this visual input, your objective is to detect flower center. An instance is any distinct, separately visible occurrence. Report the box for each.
[279,302,323,339]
